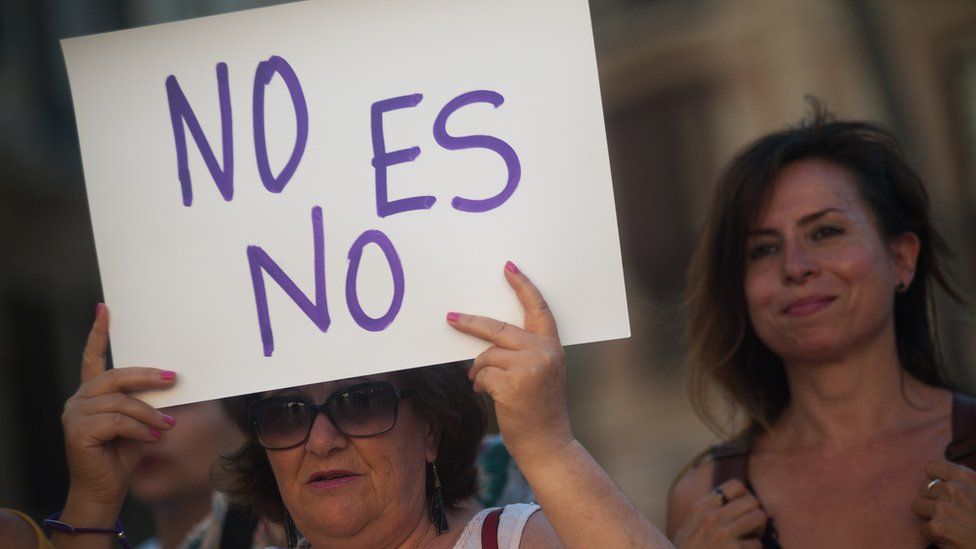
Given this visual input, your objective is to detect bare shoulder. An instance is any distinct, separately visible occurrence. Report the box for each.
[0,509,43,549]
[518,509,562,548]
[666,454,715,538]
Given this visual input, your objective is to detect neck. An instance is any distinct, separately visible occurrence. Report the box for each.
[150,491,213,549]
[773,323,945,450]
[304,505,449,549]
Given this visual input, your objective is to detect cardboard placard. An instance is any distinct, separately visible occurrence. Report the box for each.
[61,0,628,407]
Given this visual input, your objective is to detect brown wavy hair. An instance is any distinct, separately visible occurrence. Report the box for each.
[685,99,964,439]
[216,361,487,527]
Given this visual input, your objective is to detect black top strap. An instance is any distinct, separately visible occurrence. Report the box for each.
[946,392,976,468]
[710,439,750,487]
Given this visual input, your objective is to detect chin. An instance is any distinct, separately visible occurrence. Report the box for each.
[295,510,373,541]
[130,482,180,505]
[769,331,851,365]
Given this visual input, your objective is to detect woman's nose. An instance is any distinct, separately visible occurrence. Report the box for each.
[305,411,349,456]
[782,240,819,284]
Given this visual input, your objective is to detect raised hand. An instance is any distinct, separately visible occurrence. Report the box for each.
[57,305,177,542]
[448,262,670,548]
[446,260,569,456]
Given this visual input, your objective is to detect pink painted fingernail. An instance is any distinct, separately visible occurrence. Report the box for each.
[505,261,520,274]
[149,428,162,439]
[162,414,177,426]
[95,303,105,318]
[160,370,176,380]
[446,312,461,323]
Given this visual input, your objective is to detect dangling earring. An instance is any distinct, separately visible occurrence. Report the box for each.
[896,281,907,294]
[283,507,299,549]
[429,461,449,534]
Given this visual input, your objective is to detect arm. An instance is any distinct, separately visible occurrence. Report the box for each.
[53,305,178,549]
[447,262,671,549]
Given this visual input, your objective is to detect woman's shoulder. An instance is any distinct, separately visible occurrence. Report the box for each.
[454,503,555,548]
[518,506,561,549]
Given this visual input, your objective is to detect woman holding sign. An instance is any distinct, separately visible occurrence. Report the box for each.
[667,103,976,548]
[54,263,669,548]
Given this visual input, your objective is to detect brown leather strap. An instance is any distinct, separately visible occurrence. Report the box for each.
[480,507,504,549]
[946,393,976,468]
[710,440,751,487]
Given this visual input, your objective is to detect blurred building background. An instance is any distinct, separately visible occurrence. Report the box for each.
[1,0,975,540]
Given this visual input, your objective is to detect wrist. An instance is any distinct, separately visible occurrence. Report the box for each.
[507,431,578,468]
[46,511,131,549]
[60,491,124,529]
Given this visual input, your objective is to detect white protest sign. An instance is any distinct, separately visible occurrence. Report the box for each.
[61,0,628,407]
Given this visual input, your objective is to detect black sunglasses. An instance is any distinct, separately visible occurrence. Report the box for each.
[248,381,412,450]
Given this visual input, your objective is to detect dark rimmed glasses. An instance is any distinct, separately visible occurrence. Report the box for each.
[248,381,412,450]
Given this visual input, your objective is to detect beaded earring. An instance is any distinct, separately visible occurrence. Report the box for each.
[429,461,449,534]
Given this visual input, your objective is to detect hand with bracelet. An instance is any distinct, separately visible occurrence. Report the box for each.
[53,304,178,548]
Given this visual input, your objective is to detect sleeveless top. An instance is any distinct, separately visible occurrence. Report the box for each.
[709,392,976,548]
[453,503,540,549]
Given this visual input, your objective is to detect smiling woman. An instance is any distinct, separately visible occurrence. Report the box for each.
[667,100,975,548]
[742,159,921,366]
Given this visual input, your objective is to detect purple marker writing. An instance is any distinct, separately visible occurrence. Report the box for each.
[247,206,330,357]
[433,90,521,213]
[370,94,435,217]
[253,55,309,194]
[165,62,234,206]
[345,230,405,332]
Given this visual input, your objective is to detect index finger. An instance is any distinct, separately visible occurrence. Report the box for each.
[504,261,558,338]
[81,304,109,383]
[925,459,976,485]
[448,312,532,350]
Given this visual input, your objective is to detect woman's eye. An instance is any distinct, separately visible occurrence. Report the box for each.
[748,243,778,260]
[283,401,306,415]
[812,226,843,240]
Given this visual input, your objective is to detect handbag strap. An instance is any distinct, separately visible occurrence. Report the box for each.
[480,508,504,549]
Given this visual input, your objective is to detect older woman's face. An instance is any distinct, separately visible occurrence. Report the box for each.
[743,159,918,364]
[264,373,437,543]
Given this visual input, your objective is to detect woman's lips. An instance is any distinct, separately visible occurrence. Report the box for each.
[135,454,172,474]
[306,470,362,490]
[783,296,836,316]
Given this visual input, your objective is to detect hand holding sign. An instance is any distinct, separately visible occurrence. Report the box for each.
[448,262,670,548]
[59,306,177,529]
[446,261,570,455]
